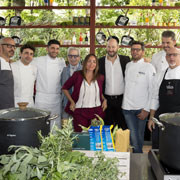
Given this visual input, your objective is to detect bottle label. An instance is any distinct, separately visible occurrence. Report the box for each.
[78,17,85,25]
[73,17,79,25]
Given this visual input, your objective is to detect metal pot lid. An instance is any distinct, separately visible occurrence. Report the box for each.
[159,113,180,126]
[96,32,106,45]
[11,36,21,45]
[9,16,21,26]
[0,107,50,122]
[0,17,6,26]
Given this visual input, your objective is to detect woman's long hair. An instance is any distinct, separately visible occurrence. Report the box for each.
[81,54,99,81]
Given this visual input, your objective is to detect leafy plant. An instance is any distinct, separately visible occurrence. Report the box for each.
[0,119,122,180]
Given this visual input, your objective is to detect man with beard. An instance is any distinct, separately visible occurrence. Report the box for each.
[98,36,130,129]
[32,39,66,129]
[151,30,176,73]
[0,37,16,109]
[122,41,155,153]
[11,44,37,107]
[148,47,180,149]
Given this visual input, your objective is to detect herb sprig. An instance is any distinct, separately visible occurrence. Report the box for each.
[0,119,122,180]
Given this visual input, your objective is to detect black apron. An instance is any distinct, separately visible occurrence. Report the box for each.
[152,68,180,148]
[158,68,180,113]
[0,61,14,110]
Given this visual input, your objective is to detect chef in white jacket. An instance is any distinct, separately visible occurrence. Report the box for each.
[11,44,37,107]
[32,39,66,129]
[151,30,176,73]
[122,41,155,153]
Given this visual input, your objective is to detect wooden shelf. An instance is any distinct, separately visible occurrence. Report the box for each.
[95,45,163,48]
[60,44,90,48]
[96,6,180,10]
[17,44,90,47]
[0,25,90,29]
[17,44,162,49]
[0,6,90,10]
[1,25,178,29]
[1,3,180,53]
[95,25,180,29]
[0,6,180,10]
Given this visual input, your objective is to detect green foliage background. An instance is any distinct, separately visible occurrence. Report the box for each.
[1,0,180,61]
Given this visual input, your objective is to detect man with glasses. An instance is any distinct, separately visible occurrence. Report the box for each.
[32,39,66,129]
[122,41,155,153]
[98,36,130,129]
[11,44,37,107]
[148,47,180,148]
[61,47,82,121]
[151,30,176,73]
[0,37,16,110]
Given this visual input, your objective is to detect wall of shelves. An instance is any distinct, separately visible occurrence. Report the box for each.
[0,0,180,53]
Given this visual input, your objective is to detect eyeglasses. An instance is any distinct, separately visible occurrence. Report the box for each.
[166,53,180,57]
[131,48,142,52]
[1,44,16,49]
[68,55,79,58]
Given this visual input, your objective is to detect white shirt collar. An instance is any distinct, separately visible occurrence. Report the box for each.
[105,54,119,64]
[70,64,78,70]
[19,60,31,67]
[132,58,144,63]
[47,54,57,61]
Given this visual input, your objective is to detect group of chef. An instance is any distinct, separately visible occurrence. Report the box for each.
[121,30,180,153]
[0,30,180,153]
[120,30,180,153]
[0,38,66,129]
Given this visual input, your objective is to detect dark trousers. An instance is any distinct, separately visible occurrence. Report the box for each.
[104,95,127,130]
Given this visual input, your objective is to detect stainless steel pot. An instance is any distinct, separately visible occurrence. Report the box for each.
[152,113,180,171]
[0,107,58,154]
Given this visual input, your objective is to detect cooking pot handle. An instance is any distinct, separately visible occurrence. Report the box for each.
[152,117,165,131]
[48,114,59,121]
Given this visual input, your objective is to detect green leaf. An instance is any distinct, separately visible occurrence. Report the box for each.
[37,156,47,164]
[36,167,42,179]
[11,161,20,173]
[0,155,11,165]
[21,154,33,166]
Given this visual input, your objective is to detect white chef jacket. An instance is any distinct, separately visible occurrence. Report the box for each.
[32,55,66,104]
[150,66,180,111]
[122,58,156,112]
[105,55,124,95]
[11,60,37,107]
[151,50,168,73]
[32,55,66,129]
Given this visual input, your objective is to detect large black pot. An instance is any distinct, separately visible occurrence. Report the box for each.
[0,107,57,155]
[153,113,180,171]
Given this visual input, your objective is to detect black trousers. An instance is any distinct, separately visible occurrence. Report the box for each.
[104,95,127,130]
